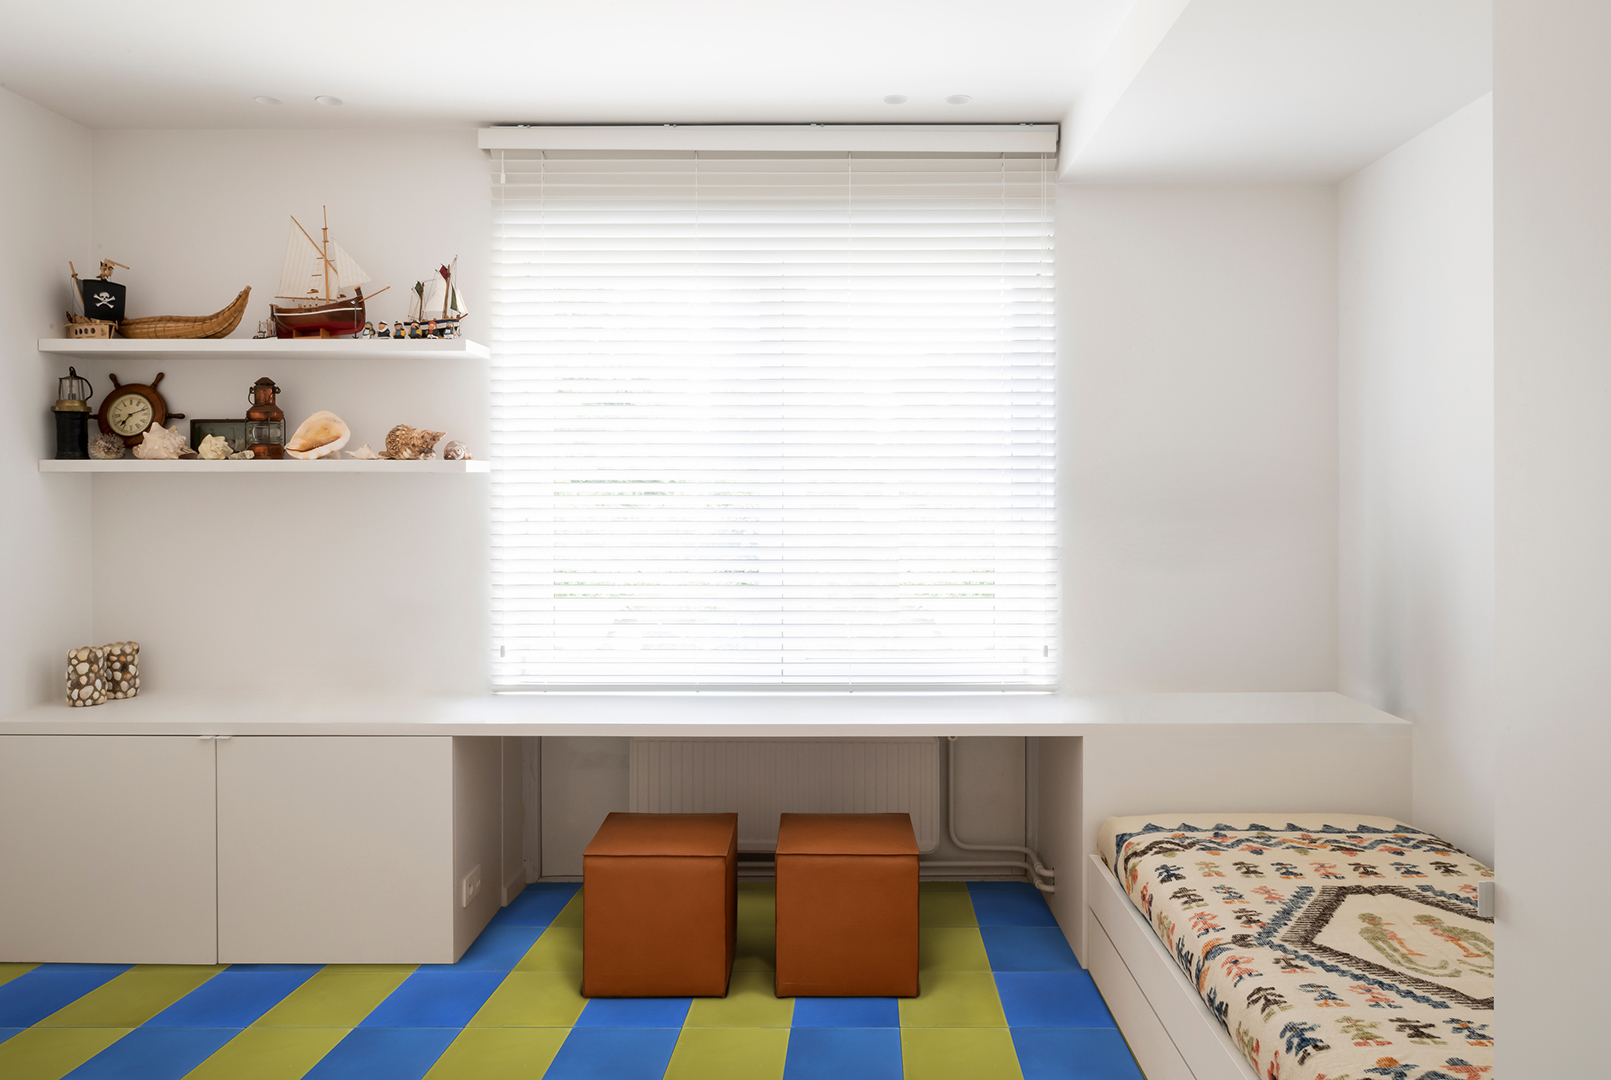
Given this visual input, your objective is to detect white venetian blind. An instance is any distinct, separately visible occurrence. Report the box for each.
[490,149,1056,689]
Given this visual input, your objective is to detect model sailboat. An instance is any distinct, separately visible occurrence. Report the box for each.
[268,208,388,338]
[407,258,468,337]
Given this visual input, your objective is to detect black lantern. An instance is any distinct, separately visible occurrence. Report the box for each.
[52,367,94,460]
[245,377,286,459]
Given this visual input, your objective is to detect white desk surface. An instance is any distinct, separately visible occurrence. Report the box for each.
[0,691,1408,737]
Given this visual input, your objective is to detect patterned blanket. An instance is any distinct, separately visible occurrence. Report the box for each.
[1098,814,1493,1080]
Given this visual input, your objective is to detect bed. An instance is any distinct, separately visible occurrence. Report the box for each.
[1088,814,1493,1080]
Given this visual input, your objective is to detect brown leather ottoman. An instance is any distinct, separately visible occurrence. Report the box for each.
[775,812,919,997]
[582,812,737,997]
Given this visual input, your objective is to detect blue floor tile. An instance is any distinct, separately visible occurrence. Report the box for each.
[967,882,1059,927]
[64,1026,239,1080]
[995,972,1115,1028]
[783,1027,904,1080]
[424,925,544,972]
[574,996,691,1028]
[486,883,580,928]
[790,997,901,1027]
[359,971,506,1028]
[1012,1028,1145,1079]
[303,1027,458,1080]
[544,1027,680,1080]
[146,969,315,1027]
[0,966,132,1027]
[980,927,1081,972]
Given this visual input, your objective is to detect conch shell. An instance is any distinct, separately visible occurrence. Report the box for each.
[285,411,350,460]
[133,424,188,460]
[197,434,233,460]
[442,440,471,460]
[346,443,381,460]
[385,424,445,460]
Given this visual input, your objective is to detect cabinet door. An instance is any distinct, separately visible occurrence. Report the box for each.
[0,735,218,964]
[216,736,455,964]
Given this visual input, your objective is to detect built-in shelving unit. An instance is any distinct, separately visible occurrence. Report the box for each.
[40,458,489,474]
[37,338,491,361]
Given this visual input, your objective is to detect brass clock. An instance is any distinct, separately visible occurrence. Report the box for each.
[97,372,184,446]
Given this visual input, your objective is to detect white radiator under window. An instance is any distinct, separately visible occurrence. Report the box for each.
[628,738,941,853]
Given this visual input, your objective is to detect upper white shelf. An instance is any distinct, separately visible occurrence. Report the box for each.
[40,459,489,474]
[37,338,491,361]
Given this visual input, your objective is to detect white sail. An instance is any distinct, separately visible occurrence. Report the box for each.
[324,239,372,297]
[409,264,468,321]
[276,218,374,303]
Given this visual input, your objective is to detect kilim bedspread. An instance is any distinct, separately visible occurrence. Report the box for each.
[1098,814,1493,1080]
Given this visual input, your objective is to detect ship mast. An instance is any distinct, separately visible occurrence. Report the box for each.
[322,206,331,300]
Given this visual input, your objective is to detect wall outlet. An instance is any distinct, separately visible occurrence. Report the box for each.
[461,864,483,908]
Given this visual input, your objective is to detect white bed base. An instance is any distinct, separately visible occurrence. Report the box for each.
[1085,853,1259,1080]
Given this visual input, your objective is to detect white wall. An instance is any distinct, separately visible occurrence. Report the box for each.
[1494,2,1611,1070]
[81,129,491,694]
[1338,96,1494,866]
[1058,184,1340,692]
[0,89,93,712]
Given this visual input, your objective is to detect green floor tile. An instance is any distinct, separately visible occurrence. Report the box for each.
[734,923,776,973]
[0,964,38,989]
[424,1028,567,1079]
[252,970,413,1027]
[184,1027,347,1080]
[901,1027,1023,1079]
[550,892,583,928]
[685,971,793,1028]
[919,928,991,972]
[514,926,582,972]
[664,1027,789,1080]
[737,883,776,925]
[468,970,586,1027]
[898,972,1007,1028]
[39,966,227,1028]
[0,1027,129,1080]
[919,888,979,928]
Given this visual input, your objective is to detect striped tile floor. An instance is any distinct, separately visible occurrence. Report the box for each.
[0,881,1143,1080]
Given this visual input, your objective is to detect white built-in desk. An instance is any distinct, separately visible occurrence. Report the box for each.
[0,692,1410,968]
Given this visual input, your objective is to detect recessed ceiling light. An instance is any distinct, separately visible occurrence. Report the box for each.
[315,95,343,107]
[883,95,908,105]
[254,96,282,106]
[946,95,972,105]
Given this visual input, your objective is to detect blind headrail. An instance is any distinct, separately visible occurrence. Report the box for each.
[478,124,1059,155]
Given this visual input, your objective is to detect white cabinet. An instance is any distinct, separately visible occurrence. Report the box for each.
[216,736,503,965]
[0,736,218,964]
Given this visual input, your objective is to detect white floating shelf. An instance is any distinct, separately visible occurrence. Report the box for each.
[37,338,490,361]
[40,459,489,474]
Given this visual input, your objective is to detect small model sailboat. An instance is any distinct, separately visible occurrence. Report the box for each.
[269,208,388,338]
[406,258,468,337]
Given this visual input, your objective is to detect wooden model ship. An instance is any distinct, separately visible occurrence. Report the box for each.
[407,258,469,337]
[269,208,387,338]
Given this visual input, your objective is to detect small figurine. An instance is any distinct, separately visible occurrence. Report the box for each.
[426,319,440,338]
[392,321,404,339]
[376,321,391,339]
[358,321,375,339]
[408,320,421,339]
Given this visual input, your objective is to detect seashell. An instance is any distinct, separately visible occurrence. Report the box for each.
[346,443,381,460]
[227,449,256,460]
[442,440,471,460]
[133,424,188,460]
[197,434,233,460]
[284,411,351,460]
[385,424,445,460]
[89,432,126,460]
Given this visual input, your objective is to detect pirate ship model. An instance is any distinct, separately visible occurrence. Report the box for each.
[269,208,388,338]
[406,258,468,338]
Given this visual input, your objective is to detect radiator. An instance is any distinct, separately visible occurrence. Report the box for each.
[628,738,941,853]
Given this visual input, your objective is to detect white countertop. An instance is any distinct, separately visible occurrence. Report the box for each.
[0,691,1409,737]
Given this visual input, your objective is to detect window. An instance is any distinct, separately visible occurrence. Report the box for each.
[490,149,1055,689]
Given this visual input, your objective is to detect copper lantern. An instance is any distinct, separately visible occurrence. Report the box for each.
[245,377,286,459]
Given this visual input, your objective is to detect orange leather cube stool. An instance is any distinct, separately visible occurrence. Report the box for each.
[582,812,738,997]
[775,812,919,997]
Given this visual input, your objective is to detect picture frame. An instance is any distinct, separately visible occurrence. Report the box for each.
[188,418,248,454]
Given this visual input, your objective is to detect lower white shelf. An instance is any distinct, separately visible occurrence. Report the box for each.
[39,458,490,473]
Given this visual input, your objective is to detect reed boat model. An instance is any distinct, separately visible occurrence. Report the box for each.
[269,208,388,338]
[119,287,252,339]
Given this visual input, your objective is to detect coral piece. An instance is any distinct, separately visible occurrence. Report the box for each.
[88,432,126,460]
[65,645,107,707]
[227,449,255,460]
[132,423,188,460]
[103,641,140,699]
[284,410,351,460]
[385,424,445,460]
[442,440,472,460]
[197,434,233,460]
[346,443,381,460]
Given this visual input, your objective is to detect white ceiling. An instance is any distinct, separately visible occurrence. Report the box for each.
[0,0,1490,182]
